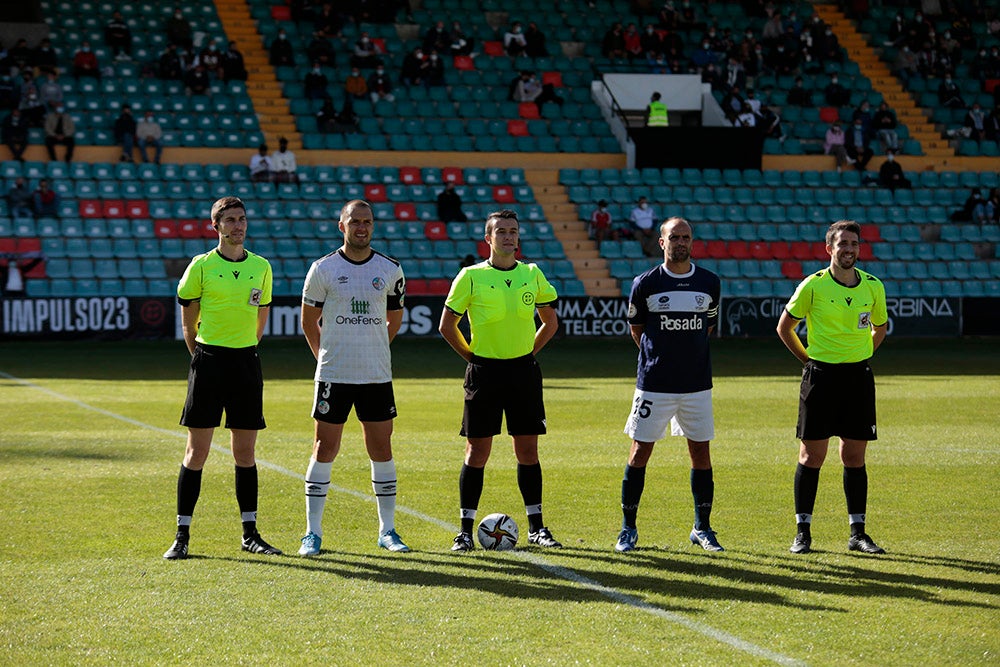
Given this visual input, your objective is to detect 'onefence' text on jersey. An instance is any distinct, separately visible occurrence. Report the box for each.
[627,263,720,394]
[302,249,404,384]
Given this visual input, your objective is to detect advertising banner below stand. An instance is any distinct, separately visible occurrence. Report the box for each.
[1,296,174,340]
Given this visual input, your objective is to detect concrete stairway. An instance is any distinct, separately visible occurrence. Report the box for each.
[812,3,952,159]
[526,169,620,297]
[214,0,299,148]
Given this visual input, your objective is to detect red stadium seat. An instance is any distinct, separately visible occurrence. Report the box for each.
[406,278,429,294]
[819,107,839,123]
[125,200,149,218]
[483,41,505,56]
[691,239,708,258]
[781,261,803,279]
[427,278,451,295]
[0,238,15,265]
[518,102,540,119]
[199,219,216,238]
[15,238,40,253]
[493,186,515,203]
[178,220,202,239]
[79,200,102,218]
[399,166,422,184]
[394,203,417,221]
[858,244,874,261]
[771,241,792,259]
[507,120,529,136]
[790,241,811,260]
[706,240,728,258]
[453,55,475,70]
[23,259,46,278]
[860,224,881,242]
[542,71,563,87]
[727,241,751,259]
[810,241,828,260]
[365,184,387,202]
[442,167,463,184]
[102,200,125,218]
[424,221,447,240]
[155,220,179,238]
[476,240,490,258]
[750,241,770,259]
[270,5,291,20]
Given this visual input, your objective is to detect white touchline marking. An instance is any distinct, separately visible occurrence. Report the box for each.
[2,371,804,666]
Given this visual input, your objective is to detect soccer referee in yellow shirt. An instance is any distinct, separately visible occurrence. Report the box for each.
[439,209,562,551]
[163,196,282,560]
[777,220,888,556]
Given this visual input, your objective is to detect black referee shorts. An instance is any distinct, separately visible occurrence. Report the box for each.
[796,359,876,442]
[180,343,266,430]
[461,354,546,438]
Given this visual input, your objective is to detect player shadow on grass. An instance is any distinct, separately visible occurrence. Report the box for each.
[550,546,1000,611]
[210,552,704,610]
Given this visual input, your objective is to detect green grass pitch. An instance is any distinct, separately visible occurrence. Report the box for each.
[1,337,997,665]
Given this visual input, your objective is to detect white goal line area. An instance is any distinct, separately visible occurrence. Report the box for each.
[1,370,805,667]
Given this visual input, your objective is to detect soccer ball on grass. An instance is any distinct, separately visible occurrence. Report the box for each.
[476,513,519,550]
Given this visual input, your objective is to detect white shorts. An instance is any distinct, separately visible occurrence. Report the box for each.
[623,388,714,443]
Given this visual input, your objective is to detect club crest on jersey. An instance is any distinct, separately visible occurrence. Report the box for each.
[316,400,330,415]
[372,276,386,290]
[858,311,871,328]
[248,288,262,306]
[695,294,705,307]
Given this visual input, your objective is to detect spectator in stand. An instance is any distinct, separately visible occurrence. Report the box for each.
[38,72,62,111]
[400,48,426,87]
[690,38,718,71]
[766,42,797,76]
[723,57,746,92]
[270,29,295,67]
[872,102,899,154]
[505,21,528,57]
[425,51,445,87]
[304,62,329,100]
[985,188,1000,224]
[985,106,1000,145]
[950,189,987,223]
[877,152,911,192]
[745,41,768,80]
[72,41,101,80]
[166,7,193,51]
[845,116,873,172]
[223,41,248,82]
[905,11,931,51]
[885,13,906,47]
[449,21,475,57]
[524,22,549,58]
[200,39,223,79]
[762,12,784,46]
[6,39,32,72]
[602,23,626,59]
[423,21,450,55]
[2,108,29,161]
[893,45,919,83]
[352,32,381,69]
[33,38,59,75]
[720,85,744,122]
[367,64,395,104]
[18,86,46,128]
[345,67,368,99]
[589,199,615,246]
[513,71,542,103]
[185,63,211,95]
[105,10,132,61]
[658,2,679,30]
[938,74,965,109]
[641,24,664,59]
[272,137,298,184]
[306,32,336,68]
[32,179,60,217]
[113,104,137,163]
[677,0,703,32]
[159,43,184,80]
[786,76,810,107]
[824,122,852,172]
[316,96,337,133]
[852,100,873,138]
[0,73,20,111]
[624,23,643,62]
[136,110,164,164]
[249,143,272,182]
[701,62,723,90]
[815,25,842,63]
[736,101,757,127]
[44,104,74,162]
[6,177,33,218]
[436,182,467,223]
[758,103,785,141]
[629,196,659,257]
[314,2,344,39]
[333,97,360,133]
[964,103,987,142]
[824,74,851,107]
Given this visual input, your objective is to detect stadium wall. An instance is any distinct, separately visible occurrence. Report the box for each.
[0,295,988,341]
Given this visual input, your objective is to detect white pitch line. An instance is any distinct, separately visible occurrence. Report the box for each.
[2,370,804,666]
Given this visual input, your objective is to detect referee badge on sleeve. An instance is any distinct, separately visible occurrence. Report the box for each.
[858,312,871,328]
[249,288,262,306]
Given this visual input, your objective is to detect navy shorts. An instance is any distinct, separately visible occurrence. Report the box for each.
[312,381,397,424]
[461,354,546,438]
[180,344,266,430]
[796,359,876,441]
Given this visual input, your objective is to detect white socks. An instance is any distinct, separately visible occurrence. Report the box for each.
[371,459,397,534]
[304,458,332,537]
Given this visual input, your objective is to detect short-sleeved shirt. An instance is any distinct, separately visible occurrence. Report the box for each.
[302,249,404,384]
[177,249,272,348]
[627,263,720,394]
[444,260,557,360]
[785,267,887,364]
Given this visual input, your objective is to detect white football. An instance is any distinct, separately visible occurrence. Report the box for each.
[476,513,519,551]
